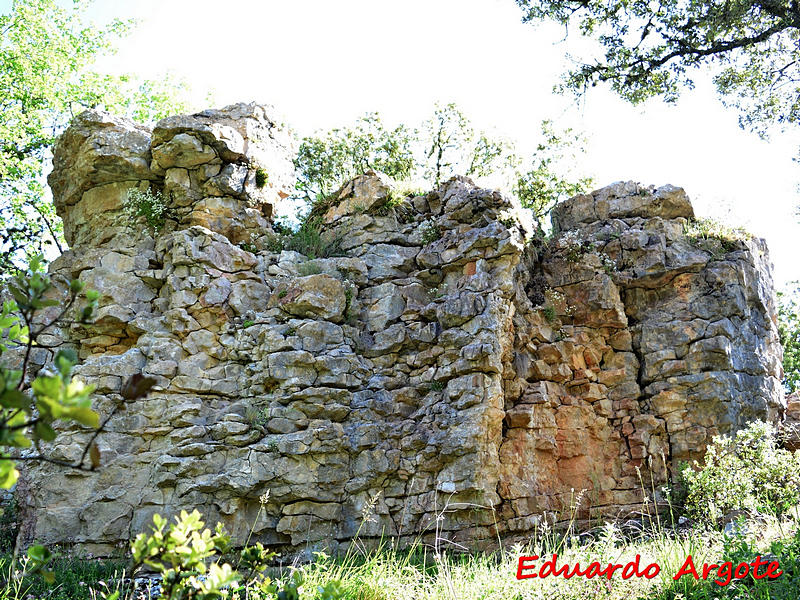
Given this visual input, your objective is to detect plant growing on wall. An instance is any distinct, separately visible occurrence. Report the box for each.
[124,187,170,234]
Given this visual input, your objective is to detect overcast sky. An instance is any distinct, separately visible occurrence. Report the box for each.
[13,0,800,286]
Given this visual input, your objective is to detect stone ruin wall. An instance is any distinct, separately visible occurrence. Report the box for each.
[14,103,785,557]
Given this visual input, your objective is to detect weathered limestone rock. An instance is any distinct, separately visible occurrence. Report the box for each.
[783,393,800,451]
[16,106,785,558]
[323,170,392,224]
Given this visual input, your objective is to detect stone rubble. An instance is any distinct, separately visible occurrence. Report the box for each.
[14,104,784,556]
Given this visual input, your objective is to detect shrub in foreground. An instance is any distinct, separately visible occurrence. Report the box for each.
[682,421,800,523]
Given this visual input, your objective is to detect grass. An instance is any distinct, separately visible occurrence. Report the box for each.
[0,553,127,600]
[372,185,424,221]
[265,217,345,259]
[298,261,323,276]
[684,217,752,254]
[2,425,797,599]
[292,513,800,600]
[2,508,797,599]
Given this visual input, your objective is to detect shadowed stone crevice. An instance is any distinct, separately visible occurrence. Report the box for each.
[13,105,785,558]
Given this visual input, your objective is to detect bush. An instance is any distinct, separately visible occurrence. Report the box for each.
[778,283,800,393]
[267,217,344,260]
[682,421,800,523]
[124,187,169,234]
[123,509,343,600]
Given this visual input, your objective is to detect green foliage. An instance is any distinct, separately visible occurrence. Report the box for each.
[420,220,442,245]
[3,508,800,600]
[0,497,17,552]
[130,510,242,599]
[255,168,269,189]
[0,551,127,599]
[0,0,194,272]
[372,185,421,221]
[681,421,800,524]
[239,239,258,254]
[123,187,169,235]
[710,530,800,600]
[0,255,102,489]
[298,262,322,276]
[778,283,800,393]
[421,102,514,186]
[684,217,751,254]
[515,120,594,219]
[294,113,416,203]
[268,217,344,260]
[246,406,269,430]
[0,257,160,595]
[515,1,800,139]
[242,320,255,329]
[294,103,591,224]
[127,510,343,600]
[542,305,556,323]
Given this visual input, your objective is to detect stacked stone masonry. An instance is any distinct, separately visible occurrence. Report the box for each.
[15,104,785,556]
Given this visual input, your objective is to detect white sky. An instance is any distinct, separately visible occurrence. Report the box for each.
[15,0,800,286]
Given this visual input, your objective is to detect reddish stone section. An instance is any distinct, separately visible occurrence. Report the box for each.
[14,107,784,557]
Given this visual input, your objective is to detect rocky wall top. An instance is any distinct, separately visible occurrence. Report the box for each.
[15,105,785,556]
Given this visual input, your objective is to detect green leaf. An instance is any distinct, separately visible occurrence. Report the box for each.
[27,544,52,563]
[0,459,19,489]
[61,405,99,428]
[34,421,57,442]
[54,349,77,378]
[0,389,30,410]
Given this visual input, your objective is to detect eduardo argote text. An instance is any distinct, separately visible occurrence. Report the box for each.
[516,553,783,586]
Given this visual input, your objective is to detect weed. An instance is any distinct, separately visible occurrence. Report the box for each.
[429,381,445,392]
[373,186,422,221]
[684,217,751,254]
[542,305,557,323]
[278,289,288,298]
[245,406,269,430]
[427,283,447,299]
[298,261,323,276]
[242,319,255,328]
[124,187,169,234]
[285,217,344,259]
[0,496,17,552]
[420,220,442,245]
[255,167,269,188]
[263,217,345,259]
[265,233,284,253]
[239,240,258,253]
[682,420,800,523]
